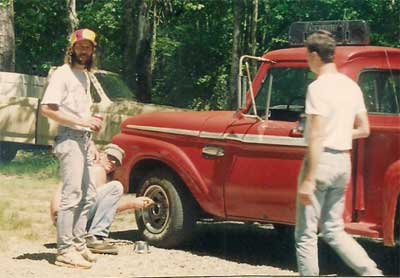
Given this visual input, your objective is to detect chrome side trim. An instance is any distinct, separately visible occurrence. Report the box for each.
[126,125,306,146]
[126,125,200,137]
[199,131,225,140]
[242,134,307,146]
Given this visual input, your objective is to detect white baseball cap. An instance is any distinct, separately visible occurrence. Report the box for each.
[104,143,125,165]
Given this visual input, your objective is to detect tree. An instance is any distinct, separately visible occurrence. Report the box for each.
[229,0,244,109]
[67,0,79,34]
[0,0,15,72]
[123,0,154,103]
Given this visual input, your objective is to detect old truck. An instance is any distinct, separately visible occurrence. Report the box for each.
[0,69,182,162]
[112,21,400,248]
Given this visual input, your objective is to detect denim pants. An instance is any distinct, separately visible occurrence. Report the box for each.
[86,180,123,238]
[53,127,97,254]
[295,151,381,276]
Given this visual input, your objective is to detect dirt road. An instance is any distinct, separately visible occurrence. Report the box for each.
[1,219,399,277]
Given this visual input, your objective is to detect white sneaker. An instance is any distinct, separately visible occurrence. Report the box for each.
[78,247,98,263]
[55,250,92,269]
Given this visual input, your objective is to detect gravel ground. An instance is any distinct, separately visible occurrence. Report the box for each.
[1,220,399,278]
[1,222,296,278]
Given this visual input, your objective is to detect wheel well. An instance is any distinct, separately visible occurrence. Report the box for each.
[128,159,186,194]
[129,159,201,217]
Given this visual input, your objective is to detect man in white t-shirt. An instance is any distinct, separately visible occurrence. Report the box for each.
[41,29,102,269]
[295,31,382,276]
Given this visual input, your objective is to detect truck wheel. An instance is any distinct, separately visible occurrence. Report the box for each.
[135,170,196,248]
[0,142,18,163]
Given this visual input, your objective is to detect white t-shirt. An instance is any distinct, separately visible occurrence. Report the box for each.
[41,64,92,130]
[305,72,367,150]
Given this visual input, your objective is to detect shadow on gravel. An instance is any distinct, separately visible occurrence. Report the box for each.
[110,229,140,242]
[14,252,55,264]
[182,222,399,277]
[44,243,56,249]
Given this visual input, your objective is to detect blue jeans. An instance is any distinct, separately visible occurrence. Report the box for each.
[86,180,123,238]
[295,151,381,276]
[53,127,97,254]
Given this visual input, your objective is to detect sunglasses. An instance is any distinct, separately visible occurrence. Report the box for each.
[107,155,120,166]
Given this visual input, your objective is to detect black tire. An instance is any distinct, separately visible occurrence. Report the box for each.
[135,170,196,248]
[0,142,18,163]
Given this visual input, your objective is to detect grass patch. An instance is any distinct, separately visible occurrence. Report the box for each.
[0,151,59,244]
[0,150,59,179]
[0,201,32,231]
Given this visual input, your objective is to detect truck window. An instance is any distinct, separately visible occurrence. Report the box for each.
[90,83,102,103]
[358,70,400,115]
[251,68,314,121]
[94,72,135,101]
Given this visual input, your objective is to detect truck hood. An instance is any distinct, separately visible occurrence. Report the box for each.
[121,110,236,136]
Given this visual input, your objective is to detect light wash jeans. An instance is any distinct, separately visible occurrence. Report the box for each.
[86,180,123,238]
[53,127,97,254]
[295,151,382,276]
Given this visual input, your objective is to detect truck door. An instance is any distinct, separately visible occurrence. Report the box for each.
[353,68,400,233]
[224,67,312,224]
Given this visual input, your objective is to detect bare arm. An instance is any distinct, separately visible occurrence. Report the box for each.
[41,104,102,131]
[116,196,155,213]
[352,111,370,139]
[298,114,326,205]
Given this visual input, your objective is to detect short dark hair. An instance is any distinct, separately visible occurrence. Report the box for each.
[305,30,336,63]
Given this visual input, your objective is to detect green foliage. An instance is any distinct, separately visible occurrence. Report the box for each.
[11,0,400,107]
[14,0,69,75]
[0,151,59,179]
[0,0,11,8]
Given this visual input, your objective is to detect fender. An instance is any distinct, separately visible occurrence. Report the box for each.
[382,160,400,246]
[112,133,226,218]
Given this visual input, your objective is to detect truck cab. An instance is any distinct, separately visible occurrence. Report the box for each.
[113,21,400,248]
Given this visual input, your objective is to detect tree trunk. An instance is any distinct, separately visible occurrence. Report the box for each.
[67,0,79,34]
[123,0,154,103]
[122,0,138,96]
[249,0,258,75]
[229,0,243,109]
[0,0,15,72]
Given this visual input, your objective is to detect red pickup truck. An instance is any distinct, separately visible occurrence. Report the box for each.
[113,21,400,248]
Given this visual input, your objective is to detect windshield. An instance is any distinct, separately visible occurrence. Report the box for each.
[250,68,315,121]
[94,72,135,101]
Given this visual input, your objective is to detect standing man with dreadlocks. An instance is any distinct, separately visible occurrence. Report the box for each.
[41,29,102,269]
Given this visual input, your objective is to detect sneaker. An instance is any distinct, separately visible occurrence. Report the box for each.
[78,246,98,262]
[55,250,92,269]
[86,235,119,255]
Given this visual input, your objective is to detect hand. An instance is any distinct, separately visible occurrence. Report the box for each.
[133,196,155,209]
[298,179,315,206]
[82,116,103,132]
[89,141,100,162]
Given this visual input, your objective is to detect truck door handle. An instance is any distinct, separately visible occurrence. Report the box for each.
[202,146,224,157]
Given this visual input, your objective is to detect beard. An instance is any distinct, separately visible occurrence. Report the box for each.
[71,52,93,68]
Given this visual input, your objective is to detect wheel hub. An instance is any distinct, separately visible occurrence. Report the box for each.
[142,184,170,234]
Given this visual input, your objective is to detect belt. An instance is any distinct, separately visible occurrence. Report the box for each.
[323,147,350,154]
[58,126,92,139]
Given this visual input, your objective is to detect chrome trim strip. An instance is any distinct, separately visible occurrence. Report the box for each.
[242,134,307,146]
[127,125,306,146]
[199,131,225,140]
[126,125,199,137]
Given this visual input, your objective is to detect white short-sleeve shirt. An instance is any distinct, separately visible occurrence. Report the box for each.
[305,72,367,150]
[41,64,92,130]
